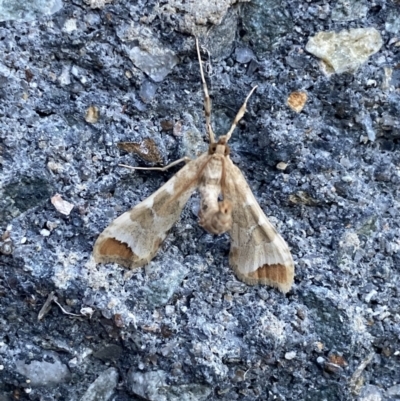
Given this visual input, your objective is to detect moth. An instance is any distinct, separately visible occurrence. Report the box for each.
[93,39,294,293]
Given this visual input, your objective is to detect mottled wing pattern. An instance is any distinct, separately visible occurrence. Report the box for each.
[93,153,209,269]
[224,158,294,293]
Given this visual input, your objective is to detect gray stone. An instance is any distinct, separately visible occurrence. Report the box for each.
[117,23,179,82]
[331,0,368,21]
[124,45,179,83]
[14,351,70,387]
[387,384,400,397]
[127,370,211,401]
[128,370,166,400]
[139,81,158,104]
[154,0,249,36]
[306,28,383,74]
[80,368,118,401]
[180,111,208,159]
[203,7,238,59]
[0,176,54,227]
[355,112,376,142]
[93,344,123,362]
[358,384,383,401]
[242,0,293,54]
[385,11,400,34]
[143,259,189,309]
[235,47,255,64]
[301,287,353,351]
[0,0,62,22]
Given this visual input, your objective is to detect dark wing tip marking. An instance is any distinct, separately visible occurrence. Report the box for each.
[95,237,135,268]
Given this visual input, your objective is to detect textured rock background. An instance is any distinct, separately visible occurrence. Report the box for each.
[0,0,399,400]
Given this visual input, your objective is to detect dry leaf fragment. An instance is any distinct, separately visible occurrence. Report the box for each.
[118,138,162,164]
[38,291,57,321]
[114,313,124,327]
[328,354,348,367]
[288,191,319,206]
[160,120,174,131]
[51,194,74,216]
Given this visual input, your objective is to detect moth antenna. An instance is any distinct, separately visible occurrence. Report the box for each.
[119,157,191,172]
[196,37,216,144]
[225,85,258,142]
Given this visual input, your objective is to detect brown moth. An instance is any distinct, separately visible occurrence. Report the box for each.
[93,39,294,293]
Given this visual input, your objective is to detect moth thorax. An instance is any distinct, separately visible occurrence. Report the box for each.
[200,199,233,235]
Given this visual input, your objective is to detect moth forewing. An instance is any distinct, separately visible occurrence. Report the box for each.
[93,154,209,268]
[224,159,294,293]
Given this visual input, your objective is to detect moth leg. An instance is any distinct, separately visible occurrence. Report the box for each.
[196,37,216,144]
[225,86,258,141]
[119,157,191,172]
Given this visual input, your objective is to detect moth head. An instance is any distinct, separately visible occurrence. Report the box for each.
[209,138,230,156]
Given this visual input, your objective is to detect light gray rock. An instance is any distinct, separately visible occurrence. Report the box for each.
[331,0,368,21]
[127,370,211,401]
[358,384,383,401]
[154,0,249,36]
[124,46,179,83]
[0,0,62,22]
[242,0,293,53]
[142,260,189,309]
[386,384,400,398]
[235,47,255,64]
[140,81,159,104]
[80,368,118,401]
[385,11,400,34]
[306,28,383,74]
[117,23,179,82]
[15,351,70,387]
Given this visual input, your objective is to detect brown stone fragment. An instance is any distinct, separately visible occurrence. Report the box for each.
[287,91,307,112]
[160,119,174,131]
[85,106,99,123]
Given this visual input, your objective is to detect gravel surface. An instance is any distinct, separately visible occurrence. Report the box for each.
[0,0,399,400]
